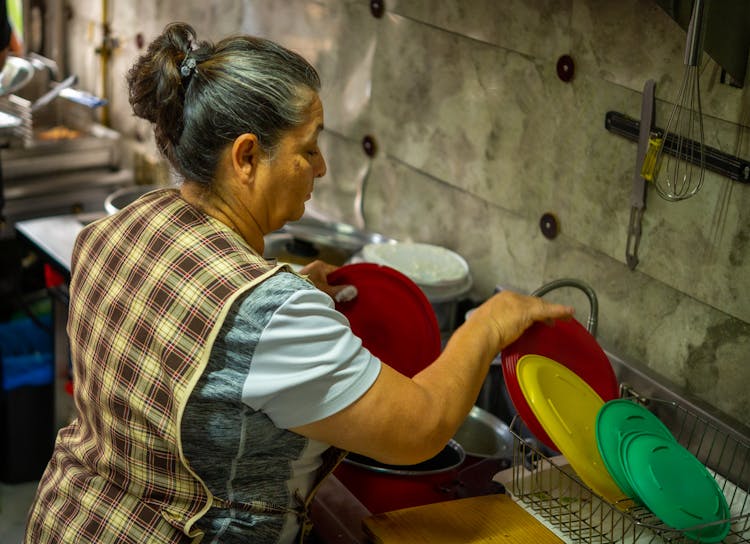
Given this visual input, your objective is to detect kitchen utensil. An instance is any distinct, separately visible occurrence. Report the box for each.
[0,110,22,130]
[0,56,34,96]
[452,405,513,463]
[515,354,627,505]
[284,215,393,254]
[650,0,707,201]
[30,74,79,112]
[625,79,655,270]
[333,440,465,514]
[328,263,441,377]
[501,319,619,450]
[595,399,674,499]
[362,493,566,543]
[620,432,730,542]
[361,242,470,288]
[104,184,163,215]
[58,87,108,109]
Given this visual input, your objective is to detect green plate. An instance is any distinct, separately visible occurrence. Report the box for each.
[595,399,674,499]
[620,432,730,542]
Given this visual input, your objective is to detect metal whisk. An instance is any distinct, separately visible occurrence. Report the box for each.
[652,0,707,201]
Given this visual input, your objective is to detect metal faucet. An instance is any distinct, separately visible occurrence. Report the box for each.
[531,278,598,337]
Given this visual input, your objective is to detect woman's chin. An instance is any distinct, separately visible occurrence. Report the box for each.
[289,207,306,223]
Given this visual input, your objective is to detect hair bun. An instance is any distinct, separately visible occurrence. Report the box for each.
[126,22,206,157]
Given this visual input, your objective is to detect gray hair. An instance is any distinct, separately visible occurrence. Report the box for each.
[127,22,321,184]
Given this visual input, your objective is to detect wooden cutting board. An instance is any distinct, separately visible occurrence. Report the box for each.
[362,494,564,543]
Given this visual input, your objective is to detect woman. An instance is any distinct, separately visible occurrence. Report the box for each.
[24,23,573,544]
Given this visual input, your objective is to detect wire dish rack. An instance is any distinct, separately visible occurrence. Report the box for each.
[500,387,750,543]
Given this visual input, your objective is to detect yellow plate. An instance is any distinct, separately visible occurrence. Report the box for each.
[516,354,628,505]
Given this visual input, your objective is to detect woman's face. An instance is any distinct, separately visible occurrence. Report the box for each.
[253,93,327,232]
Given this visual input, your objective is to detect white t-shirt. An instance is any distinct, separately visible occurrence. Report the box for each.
[181,271,381,544]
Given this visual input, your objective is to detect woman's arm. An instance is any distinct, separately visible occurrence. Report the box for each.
[291,290,573,465]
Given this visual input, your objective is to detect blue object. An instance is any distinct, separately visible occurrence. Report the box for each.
[1,315,54,391]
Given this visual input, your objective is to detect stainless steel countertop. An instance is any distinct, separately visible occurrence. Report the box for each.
[15,214,93,272]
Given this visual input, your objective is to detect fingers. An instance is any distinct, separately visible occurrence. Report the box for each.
[333,284,358,303]
[534,297,575,322]
[297,260,359,302]
[299,259,337,277]
[476,290,575,350]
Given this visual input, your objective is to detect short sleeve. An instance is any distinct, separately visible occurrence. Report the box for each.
[240,287,381,429]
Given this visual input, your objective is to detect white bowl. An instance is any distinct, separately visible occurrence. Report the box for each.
[361,242,470,288]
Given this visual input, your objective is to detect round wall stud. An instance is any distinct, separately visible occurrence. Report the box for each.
[370,0,385,18]
[556,55,575,82]
[362,135,378,157]
[540,212,559,239]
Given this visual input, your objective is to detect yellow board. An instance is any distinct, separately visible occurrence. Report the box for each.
[363,494,564,543]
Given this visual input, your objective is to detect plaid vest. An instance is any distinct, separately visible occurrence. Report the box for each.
[26,189,299,543]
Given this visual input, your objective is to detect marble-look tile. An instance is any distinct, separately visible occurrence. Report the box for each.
[363,157,548,298]
[365,10,750,324]
[637,171,750,324]
[545,70,750,323]
[231,0,378,225]
[388,0,573,63]
[544,237,750,427]
[571,0,749,124]
[369,12,576,217]
[239,0,376,137]
[308,131,371,228]
[68,0,228,141]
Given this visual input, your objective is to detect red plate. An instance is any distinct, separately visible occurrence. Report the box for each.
[502,319,619,450]
[328,263,441,377]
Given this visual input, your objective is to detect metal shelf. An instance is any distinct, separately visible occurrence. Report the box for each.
[508,388,750,543]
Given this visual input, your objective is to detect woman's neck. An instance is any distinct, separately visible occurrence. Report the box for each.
[179,181,265,255]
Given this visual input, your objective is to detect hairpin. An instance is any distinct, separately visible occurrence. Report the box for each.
[180,56,197,79]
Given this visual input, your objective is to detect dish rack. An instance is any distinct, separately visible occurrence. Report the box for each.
[505,386,750,543]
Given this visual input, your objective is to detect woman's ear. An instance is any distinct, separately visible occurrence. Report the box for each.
[231,133,260,182]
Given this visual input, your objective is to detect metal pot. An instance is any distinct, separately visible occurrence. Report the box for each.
[104,184,162,215]
[333,440,465,514]
[284,215,393,254]
[269,216,394,266]
[453,405,513,463]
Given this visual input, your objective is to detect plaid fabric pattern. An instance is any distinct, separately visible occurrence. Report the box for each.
[25,189,283,543]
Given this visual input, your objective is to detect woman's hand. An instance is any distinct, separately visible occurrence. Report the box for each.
[467,290,575,351]
[299,260,358,303]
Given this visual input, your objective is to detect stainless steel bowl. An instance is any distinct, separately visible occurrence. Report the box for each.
[453,405,513,459]
[104,184,162,214]
[283,216,393,253]
[267,216,394,266]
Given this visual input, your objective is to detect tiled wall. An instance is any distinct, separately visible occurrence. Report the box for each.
[65,0,749,426]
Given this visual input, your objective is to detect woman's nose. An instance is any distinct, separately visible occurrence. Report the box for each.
[315,152,327,178]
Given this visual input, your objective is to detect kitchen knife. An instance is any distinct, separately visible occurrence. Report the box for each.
[625,79,655,270]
